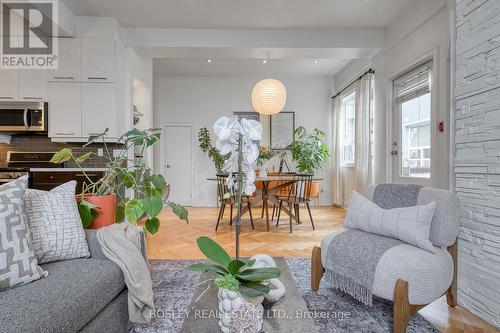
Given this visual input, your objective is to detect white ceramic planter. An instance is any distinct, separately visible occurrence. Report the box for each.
[217,288,264,333]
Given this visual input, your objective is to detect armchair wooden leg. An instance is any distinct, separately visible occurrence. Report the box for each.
[311,246,324,291]
[393,279,412,333]
[446,241,458,307]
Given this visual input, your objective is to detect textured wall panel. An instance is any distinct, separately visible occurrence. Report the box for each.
[456,0,500,327]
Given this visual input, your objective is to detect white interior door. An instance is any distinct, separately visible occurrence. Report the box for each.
[163,124,193,205]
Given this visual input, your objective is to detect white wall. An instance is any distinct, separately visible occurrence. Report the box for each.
[333,0,450,191]
[154,75,333,206]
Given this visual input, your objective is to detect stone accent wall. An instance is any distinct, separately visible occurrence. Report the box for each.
[455,0,500,327]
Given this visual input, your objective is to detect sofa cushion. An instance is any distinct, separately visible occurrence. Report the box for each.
[321,231,453,305]
[0,258,125,333]
[23,181,90,264]
[0,177,47,290]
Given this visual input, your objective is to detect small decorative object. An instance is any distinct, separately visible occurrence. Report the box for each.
[249,254,286,302]
[229,301,263,333]
[198,127,230,174]
[50,128,189,234]
[252,79,287,115]
[290,126,330,174]
[233,111,260,122]
[270,111,295,149]
[257,146,273,178]
[187,237,281,333]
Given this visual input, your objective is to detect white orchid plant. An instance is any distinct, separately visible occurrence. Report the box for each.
[213,115,263,258]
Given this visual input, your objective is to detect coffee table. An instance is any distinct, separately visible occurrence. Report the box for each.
[181,257,318,332]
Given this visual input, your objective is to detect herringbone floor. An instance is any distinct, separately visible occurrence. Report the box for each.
[147,205,499,333]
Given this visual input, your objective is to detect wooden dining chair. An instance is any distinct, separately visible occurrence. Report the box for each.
[275,174,315,233]
[215,175,254,231]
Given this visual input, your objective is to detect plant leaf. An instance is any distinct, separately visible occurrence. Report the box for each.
[125,199,144,223]
[76,152,92,163]
[77,200,99,228]
[115,201,125,222]
[118,170,136,189]
[239,281,270,297]
[142,195,163,218]
[237,267,281,281]
[196,236,231,269]
[167,202,189,223]
[245,259,256,268]
[186,263,228,275]
[149,174,167,189]
[50,148,73,164]
[144,217,160,235]
[227,259,247,275]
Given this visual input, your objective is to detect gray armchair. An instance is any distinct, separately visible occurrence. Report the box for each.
[311,184,461,333]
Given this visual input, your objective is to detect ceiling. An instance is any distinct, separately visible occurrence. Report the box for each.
[154,58,352,77]
[61,0,415,29]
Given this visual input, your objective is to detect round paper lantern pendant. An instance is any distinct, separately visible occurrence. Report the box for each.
[252,79,287,115]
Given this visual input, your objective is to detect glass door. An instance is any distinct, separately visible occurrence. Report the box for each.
[392,60,433,186]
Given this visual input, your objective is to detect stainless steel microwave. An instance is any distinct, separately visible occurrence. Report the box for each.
[0,101,48,134]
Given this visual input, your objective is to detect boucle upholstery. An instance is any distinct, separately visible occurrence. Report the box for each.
[321,233,453,304]
[364,185,461,247]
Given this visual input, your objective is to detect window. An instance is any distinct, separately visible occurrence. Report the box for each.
[341,91,356,166]
[394,60,432,178]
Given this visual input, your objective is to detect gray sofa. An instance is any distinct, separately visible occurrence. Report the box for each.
[0,230,133,333]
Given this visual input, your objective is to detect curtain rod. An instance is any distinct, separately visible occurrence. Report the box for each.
[331,68,374,99]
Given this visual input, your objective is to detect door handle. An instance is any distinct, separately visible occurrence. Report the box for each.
[391,150,398,156]
[23,108,29,130]
[166,165,171,168]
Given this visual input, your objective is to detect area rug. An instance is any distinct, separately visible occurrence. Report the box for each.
[129,259,440,333]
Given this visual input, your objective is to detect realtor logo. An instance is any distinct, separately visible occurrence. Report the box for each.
[1,0,58,69]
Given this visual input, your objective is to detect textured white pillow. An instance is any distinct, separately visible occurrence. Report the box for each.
[23,181,89,263]
[344,191,437,253]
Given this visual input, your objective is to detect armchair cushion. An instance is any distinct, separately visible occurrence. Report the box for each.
[364,185,461,247]
[321,231,453,305]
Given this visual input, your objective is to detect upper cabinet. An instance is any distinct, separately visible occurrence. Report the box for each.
[82,39,116,82]
[0,70,19,101]
[19,70,47,100]
[48,38,81,82]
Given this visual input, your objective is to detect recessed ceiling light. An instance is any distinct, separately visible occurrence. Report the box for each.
[207,59,212,63]
[314,60,319,64]
[262,59,267,64]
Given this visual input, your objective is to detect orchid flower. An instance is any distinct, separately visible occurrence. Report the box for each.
[213,116,263,195]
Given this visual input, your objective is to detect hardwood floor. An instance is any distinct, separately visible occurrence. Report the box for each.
[147,205,499,333]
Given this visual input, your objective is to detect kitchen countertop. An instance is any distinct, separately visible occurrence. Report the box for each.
[29,168,106,172]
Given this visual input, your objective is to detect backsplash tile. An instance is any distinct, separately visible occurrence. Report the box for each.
[0,136,123,168]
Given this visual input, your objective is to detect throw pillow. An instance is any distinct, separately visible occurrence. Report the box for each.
[344,191,437,253]
[0,177,47,290]
[23,181,90,263]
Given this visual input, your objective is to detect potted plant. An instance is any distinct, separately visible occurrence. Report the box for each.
[198,127,230,174]
[187,237,281,332]
[50,128,188,234]
[256,146,273,177]
[290,126,330,199]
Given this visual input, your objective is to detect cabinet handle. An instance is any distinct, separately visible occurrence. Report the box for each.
[0,96,14,99]
[88,77,108,80]
[54,76,75,80]
[76,173,97,177]
[55,132,74,136]
[22,97,42,100]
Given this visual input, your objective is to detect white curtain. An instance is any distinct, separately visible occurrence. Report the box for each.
[354,72,374,192]
[331,96,343,206]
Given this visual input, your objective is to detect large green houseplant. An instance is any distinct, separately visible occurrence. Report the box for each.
[51,128,188,235]
[290,126,330,174]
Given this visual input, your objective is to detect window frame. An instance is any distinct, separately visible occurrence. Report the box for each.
[340,90,356,168]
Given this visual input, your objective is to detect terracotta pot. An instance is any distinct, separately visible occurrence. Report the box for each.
[310,182,320,199]
[77,193,116,229]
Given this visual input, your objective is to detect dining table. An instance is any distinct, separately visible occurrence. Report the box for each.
[207,175,323,231]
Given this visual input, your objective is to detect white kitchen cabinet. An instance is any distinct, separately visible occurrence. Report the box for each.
[82,82,117,138]
[19,70,47,100]
[82,39,116,82]
[47,82,82,138]
[0,70,19,100]
[48,38,81,82]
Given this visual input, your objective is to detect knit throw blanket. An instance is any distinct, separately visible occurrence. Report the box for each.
[324,184,423,306]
